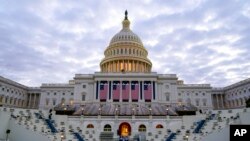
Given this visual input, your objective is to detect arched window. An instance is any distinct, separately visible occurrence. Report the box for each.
[87,124,94,128]
[156,124,163,129]
[138,124,146,132]
[104,124,112,131]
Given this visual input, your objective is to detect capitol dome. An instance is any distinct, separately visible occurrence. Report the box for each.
[100,11,152,73]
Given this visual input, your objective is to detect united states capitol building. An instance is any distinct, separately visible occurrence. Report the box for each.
[0,11,250,141]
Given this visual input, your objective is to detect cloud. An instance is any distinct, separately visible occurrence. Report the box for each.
[0,0,250,87]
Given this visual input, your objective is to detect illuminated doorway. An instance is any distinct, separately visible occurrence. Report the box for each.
[119,122,131,137]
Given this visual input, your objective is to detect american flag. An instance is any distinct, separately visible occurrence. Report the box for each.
[122,81,129,100]
[113,81,120,100]
[144,82,152,100]
[100,81,108,100]
[131,81,139,100]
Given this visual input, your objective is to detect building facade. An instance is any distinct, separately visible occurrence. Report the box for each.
[0,12,249,112]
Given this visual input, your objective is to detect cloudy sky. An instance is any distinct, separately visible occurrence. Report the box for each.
[0,0,250,87]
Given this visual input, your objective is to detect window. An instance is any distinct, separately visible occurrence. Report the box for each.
[5,97,8,103]
[203,93,205,96]
[83,85,86,88]
[54,92,56,95]
[62,93,65,95]
[104,124,112,132]
[196,93,198,96]
[2,88,4,91]
[178,93,181,96]
[82,95,85,101]
[87,124,94,128]
[53,99,56,105]
[138,124,146,132]
[196,99,199,106]
[47,93,50,95]
[46,99,50,106]
[71,93,74,96]
[156,124,163,129]
[165,93,170,101]
[203,99,207,106]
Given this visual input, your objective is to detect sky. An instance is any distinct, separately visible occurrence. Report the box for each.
[0,0,250,87]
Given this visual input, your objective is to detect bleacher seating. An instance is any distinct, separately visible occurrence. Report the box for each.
[1,106,250,141]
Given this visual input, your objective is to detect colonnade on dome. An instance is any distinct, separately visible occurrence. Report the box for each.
[101,59,151,73]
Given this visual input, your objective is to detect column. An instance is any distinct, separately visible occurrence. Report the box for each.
[135,61,138,72]
[220,94,224,109]
[151,81,154,101]
[155,82,158,101]
[139,81,141,101]
[142,81,144,102]
[111,81,113,100]
[33,94,36,108]
[107,81,110,100]
[119,81,122,102]
[29,94,32,108]
[216,94,219,109]
[98,82,100,101]
[129,81,132,102]
[123,60,125,71]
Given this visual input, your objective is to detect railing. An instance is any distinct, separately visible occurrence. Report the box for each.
[45,119,57,133]
[73,132,85,141]
[193,120,206,133]
[165,133,176,141]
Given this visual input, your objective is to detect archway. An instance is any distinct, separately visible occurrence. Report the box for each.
[119,122,131,137]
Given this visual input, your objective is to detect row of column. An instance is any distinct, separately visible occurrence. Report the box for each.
[0,96,26,107]
[101,60,150,73]
[95,81,156,102]
[27,93,40,109]
[214,94,225,109]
